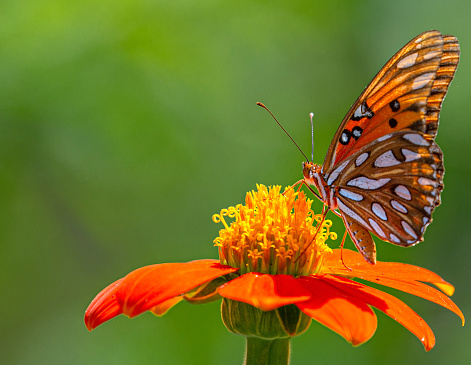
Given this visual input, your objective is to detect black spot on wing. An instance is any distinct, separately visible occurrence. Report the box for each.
[389,99,400,112]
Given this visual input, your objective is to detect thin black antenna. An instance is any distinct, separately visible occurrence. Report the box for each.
[309,112,314,162]
[257,102,310,162]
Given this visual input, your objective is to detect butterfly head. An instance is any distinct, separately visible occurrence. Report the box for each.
[302,161,322,186]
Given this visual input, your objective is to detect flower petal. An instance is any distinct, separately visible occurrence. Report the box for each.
[84,278,125,331]
[85,259,238,330]
[119,259,237,317]
[321,249,465,325]
[217,273,311,311]
[150,297,184,316]
[323,275,436,351]
[353,274,464,325]
[295,276,376,346]
[323,249,454,289]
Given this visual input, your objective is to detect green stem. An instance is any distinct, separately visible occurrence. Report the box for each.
[244,337,291,365]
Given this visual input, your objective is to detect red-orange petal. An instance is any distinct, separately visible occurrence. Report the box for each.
[150,296,184,316]
[84,278,125,331]
[352,274,465,325]
[323,275,436,351]
[119,260,237,317]
[323,249,454,288]
[321,249,465,325]
[85,259,238,330]
[295,276,377,346]
[217,273,312,311]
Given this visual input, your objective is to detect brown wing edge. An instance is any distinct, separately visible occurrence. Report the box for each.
[425,34,460,138]
[341,213,377,264]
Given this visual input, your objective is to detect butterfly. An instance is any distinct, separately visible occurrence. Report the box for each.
[301,30,460,264]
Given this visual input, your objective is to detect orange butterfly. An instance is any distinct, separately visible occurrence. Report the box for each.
[302,30,460,264]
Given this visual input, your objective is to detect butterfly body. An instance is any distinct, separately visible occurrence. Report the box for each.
[303,30,459,264]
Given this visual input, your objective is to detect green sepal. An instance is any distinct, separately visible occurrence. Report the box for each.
[276,304,311,337]
[221,299,310,339]
[184,275,232,305]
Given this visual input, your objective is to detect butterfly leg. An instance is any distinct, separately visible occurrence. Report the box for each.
[290,179,305,192]
[290,178,323,201]
[341,214,377,264]
[294,207,330,262]
[339,229,352,271]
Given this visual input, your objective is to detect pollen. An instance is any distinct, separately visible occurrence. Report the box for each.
[212,184,336,276]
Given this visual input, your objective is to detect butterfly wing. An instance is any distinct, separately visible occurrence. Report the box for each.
[321,30,459,258]
[333,131,443,247]
[322,30,459,172]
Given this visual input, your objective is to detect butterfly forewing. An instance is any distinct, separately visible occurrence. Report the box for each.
[424,35,460,138]
[323,31,458,171]
[307,30,459,263]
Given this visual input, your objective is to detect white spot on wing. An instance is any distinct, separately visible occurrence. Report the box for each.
[347,176,391,190]
[352,103,370,120]
[424,206,432,214]
[389,233,401,243]
[412,72,435,90]
[423,50,441,61]
[403,133,430,146]
[355,152,369,167]
[372,202,387,221]
[374,150,401,167]
[397,52,418,68]
[326,159,350,186]
[369,218,385,238]
[418,177,438,187]
[402,148,422,162]
[377,133,393,142]
[339,189,363,202]
[391,200,408,214]
[395,185,412,200]
[401,221,418,240]
[337,200,370,230]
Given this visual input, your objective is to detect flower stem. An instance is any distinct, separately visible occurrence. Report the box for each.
[244,337,290,365]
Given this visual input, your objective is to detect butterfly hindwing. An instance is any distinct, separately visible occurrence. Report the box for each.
[332,130,443,246]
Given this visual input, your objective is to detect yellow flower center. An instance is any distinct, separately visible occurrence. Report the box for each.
[213,184,337,276]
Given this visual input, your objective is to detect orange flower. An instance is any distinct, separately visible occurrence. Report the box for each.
[85,185,464,351]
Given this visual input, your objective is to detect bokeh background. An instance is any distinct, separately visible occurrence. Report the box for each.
[1,0,470,364]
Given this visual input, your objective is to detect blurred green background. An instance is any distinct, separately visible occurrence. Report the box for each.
[1,0,470,364]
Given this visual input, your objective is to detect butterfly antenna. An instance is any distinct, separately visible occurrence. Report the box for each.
[310,112,314,162]
[257,102,310,162]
